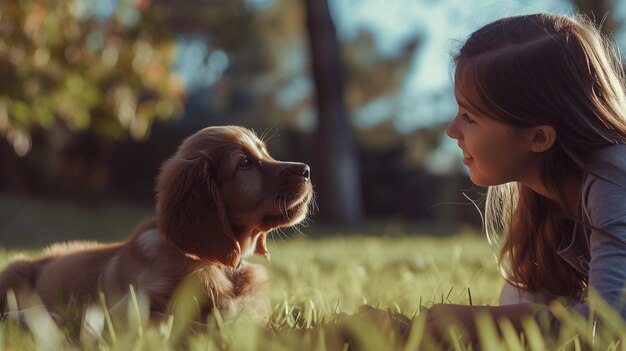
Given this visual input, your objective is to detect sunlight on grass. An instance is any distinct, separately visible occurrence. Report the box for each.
[263,234,502,314]
[0,233,623,350]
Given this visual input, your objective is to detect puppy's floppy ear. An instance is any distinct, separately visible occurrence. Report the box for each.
[156,156,240,268]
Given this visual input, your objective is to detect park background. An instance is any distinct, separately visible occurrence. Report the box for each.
[2,0,625,242]
[0,0,625,349]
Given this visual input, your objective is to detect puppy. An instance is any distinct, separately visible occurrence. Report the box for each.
[0,125,313,323]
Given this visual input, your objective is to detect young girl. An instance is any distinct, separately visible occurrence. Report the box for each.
[433,12,626,340]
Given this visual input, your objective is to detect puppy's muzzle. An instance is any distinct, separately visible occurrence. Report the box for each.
[281,163,310,183]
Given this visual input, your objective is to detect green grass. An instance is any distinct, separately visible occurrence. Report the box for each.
[264,233,501,313]
[2,235,624,350]
[0,195,624,350]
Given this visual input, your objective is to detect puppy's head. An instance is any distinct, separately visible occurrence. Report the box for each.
[156,126,313,268]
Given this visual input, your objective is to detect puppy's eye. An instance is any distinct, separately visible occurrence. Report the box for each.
[239,156,252,168]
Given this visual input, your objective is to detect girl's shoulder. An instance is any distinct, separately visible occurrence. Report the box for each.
[585,144,626,187]
[581,144,626,229]
[590,144,626,165]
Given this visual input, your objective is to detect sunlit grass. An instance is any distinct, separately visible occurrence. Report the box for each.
[264,233,501,314]
[1,231,624,350]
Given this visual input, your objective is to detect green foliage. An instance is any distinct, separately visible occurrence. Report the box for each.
[1,234,624,350]
[0,0,183,155]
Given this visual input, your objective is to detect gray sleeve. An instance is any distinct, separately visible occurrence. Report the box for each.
[576,174,626,321]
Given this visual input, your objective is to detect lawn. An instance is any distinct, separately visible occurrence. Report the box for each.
[0,195,623,350]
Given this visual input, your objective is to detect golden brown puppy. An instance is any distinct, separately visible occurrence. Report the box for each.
[0,125,313,322]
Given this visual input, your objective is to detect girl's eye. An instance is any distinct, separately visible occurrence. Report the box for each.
[461,113,476,124]
[239,156,252,168]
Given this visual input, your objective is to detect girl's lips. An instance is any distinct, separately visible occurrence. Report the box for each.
[463,157,474,166]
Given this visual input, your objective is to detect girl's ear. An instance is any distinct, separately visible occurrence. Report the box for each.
[529,125,557,153]
[156,157,241,268]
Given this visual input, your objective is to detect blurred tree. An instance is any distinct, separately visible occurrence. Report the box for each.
[304,0,363,224]
[0,0,184,155]
[144,0,273,125]
[250,0,419,133]
[245,0,419,224]
[0,0,272,199]
[1,0,452,227]
[342,32,419,112]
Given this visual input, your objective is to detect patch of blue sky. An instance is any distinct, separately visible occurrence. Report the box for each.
[245,0,277,11]
[331,0,578,132]
[173,37,229,91]
[426,135,466,175]
[276,76,312,110]
[78,0,141,26]
[93,0,118,21]
[612,0,626,49]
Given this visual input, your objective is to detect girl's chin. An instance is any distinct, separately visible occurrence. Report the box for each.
[468,169,489,187]
[469,173,504,187]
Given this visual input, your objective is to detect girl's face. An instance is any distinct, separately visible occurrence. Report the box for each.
[447,88,539,186]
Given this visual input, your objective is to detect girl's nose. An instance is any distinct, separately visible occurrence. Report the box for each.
[446,117,462,140]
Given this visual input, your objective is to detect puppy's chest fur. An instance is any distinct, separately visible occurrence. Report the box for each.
[125,229,269,317]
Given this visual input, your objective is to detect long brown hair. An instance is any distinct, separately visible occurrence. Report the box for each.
[455,13,626,297]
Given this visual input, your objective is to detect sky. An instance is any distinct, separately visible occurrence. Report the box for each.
[330,0,577,131]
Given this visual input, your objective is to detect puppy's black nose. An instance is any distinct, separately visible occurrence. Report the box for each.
[301,164,310,180]
[288,163,310,181]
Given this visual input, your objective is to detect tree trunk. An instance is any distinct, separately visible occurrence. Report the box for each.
[303,0,363,224]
